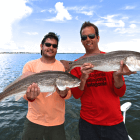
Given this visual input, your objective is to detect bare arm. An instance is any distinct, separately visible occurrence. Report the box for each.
[56,87,70,98]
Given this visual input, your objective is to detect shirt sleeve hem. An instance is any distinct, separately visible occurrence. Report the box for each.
[114,83,126,97]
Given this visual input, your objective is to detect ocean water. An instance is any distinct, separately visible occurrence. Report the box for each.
[0,53,140,140]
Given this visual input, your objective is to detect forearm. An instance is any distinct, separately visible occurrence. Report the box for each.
[113,74,124,88]
[113,74,126,97]
[114,83,126,97]
[59,89,72,99]
[78,75,87,90]
[59,91,68,98]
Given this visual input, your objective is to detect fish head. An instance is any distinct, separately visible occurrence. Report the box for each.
[126,56,140,71]
[66,76,81,88]
[56,75,81,90]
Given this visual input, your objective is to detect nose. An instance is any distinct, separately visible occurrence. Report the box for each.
[86,36,90,41]
[50,45,54,49]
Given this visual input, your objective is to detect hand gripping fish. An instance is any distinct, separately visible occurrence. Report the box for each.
[0,71,81,102]
[60,50,140,72]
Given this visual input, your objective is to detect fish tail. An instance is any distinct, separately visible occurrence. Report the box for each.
[65,61,74,72]
[60,60,73,72]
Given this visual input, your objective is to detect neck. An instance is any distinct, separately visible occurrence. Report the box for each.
[40,56,56,64]
[85,49,100,55]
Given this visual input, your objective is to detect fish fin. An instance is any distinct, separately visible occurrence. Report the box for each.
[77,53,100,60]
[57,85,66,91]
[45,92,53,97]
[126,64,138,72]
[56,79,66,91]
[39,70,51,73]
[45,88,56,97]
[15,92,26,101]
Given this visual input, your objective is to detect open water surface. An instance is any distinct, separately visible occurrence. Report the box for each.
[0,53,140,140]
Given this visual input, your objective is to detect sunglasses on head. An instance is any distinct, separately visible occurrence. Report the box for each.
[44,43,58,48]
[81,34,95,41]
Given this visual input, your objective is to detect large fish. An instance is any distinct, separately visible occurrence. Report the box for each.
[0,71,81,102]
[60,50,140,72]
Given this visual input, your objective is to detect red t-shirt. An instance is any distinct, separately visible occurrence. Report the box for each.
[70,51,126,126]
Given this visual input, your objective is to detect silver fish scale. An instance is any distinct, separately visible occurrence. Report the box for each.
[78,51,140,63]
[0,71,80,101]
[69,50,140,71]
[3,71,74,93]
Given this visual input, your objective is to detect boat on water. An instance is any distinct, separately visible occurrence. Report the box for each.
[121,102,133,140]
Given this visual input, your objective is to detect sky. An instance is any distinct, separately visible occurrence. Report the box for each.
[0,0,140,53]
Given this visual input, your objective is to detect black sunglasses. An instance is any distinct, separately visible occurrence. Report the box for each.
[81,34,95,41]
[44,43,58,48]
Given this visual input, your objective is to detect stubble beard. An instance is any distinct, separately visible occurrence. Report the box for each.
[42,51,55,59]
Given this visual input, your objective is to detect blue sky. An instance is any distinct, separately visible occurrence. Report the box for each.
[0,0,140,53]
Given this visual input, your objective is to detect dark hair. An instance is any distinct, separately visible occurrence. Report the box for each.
[80,21,99,37]
[41,32,59,55]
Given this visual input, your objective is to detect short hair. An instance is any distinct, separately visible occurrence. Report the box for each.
[80,21,99,37]
[41,32,60,55]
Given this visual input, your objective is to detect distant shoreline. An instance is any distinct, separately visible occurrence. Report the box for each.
[0,52,84,54]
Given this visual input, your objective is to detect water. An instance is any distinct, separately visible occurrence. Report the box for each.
[0,53,140,140]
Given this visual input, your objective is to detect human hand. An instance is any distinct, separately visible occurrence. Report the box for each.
[80,63,94,80]
[56,87,69,98]
[113,60,136,88]
[26,83,40,101]
[113,60,136,77]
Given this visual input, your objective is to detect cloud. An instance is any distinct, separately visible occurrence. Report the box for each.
[48,8,56,13]
[58,41,85,53]
[102,15,125,27]
[129,24,136,29]
[75,16,79,20]
[124,6,136,10]
[80,11,93,16]
[114,26,139,35]
[67,6,94,16]
[45,2,72,22]
[18,41,40,52]
[24,32,38,35]
[95,15,125,28]
[103,39,140,52]
[41,10,46,12]
[0,0,32,52]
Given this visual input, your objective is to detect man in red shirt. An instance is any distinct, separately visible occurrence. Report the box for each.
[70,21,135,140]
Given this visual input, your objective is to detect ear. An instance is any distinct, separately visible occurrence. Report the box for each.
[40,44,43,50]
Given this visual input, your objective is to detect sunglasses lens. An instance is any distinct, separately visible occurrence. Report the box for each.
[45,43,57,48]
[52,44,58,48]
[88,34,95,39]
[81,35,87,41]
[45,43,51,47]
